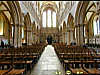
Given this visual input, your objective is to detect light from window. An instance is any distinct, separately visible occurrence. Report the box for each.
[48,10,51,27]
[12,26,14,37]
[42,11,46,27]
[84,26,86,37]
[93,20,97,35]
[22,27,24,38]
[53,12,56,27]
[99,20,100,33]
[0,15,3,35]
[75,28,76,38]
[97,20,100,33]
[42,10,56,28]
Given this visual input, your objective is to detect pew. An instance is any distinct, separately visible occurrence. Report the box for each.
[0,43,45,75]
[70,68,88,74]
[8,69,25,75]
[0,70,8,75]
[86,68,100,74]
[53,43,100,75]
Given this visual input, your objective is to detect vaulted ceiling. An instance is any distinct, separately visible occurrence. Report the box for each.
[19,1,75,27]
[1,1,98,29]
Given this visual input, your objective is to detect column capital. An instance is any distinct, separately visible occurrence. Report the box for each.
[66,30,70,32]
[97,9,100,15]
[80,24,85,27]
[15,24,19,26]
[76,24,85,27]
[19,25,24,27]
[75,25,80,28]
[15,24,24,27]
[67,29,74,32]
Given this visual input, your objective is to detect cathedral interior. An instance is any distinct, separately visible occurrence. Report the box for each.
[0,1,100,75]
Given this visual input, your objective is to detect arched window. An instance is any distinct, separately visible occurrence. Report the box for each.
[93,17,99,36]
[93,20,97,35]
[48,10,51,27]
[53,12,56,27]
[12,26,14,37]
[0,15,4,35]
[22,27,24,38]
[42,11,46,27]
[97,19,99,33]
[84,26,86,37]
[75,28,76,39]
[42,9,56,28]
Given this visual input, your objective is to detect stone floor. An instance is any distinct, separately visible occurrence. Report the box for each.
[30,45,65,75]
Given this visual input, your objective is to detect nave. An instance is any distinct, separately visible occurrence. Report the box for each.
[0,43,100,75]
[30,45,65,75]
[0,1,100,75]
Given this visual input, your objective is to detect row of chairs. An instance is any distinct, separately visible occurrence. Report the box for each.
[53,43,100,75]
[0,43,45,75]
[86,43,100,48]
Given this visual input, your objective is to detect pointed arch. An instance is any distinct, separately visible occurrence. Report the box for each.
[67,13,74,28]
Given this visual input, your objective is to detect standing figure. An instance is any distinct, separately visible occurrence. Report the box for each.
[1,40,4,48]
[47,35,52,45]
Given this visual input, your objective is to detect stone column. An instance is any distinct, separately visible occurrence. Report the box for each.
[95,2,100,35]
[18,25,22,47]
[26,27,29,45]
[31,28,34,44]
[62,32,65,43]
[79,24,84,45]
[87,23,89,44]
[66,30,70,45]
[70,30,74,43]
[13,24,22,47]
[32,32,34,44]
[27,26,33,45]
[33,32,36,44]
[76,24,84,45]
[36,1,37,15]
[76,25,80,45]
[14,25,17,47]
[63,32,66,44]
[8,24,11,45]
[69,30,70,45]
[65,32,67,44]
[30,26,33,44]
[73,27,75,41]
[97,2,100,33]
[99,13,100,34]
[24,26,27,44]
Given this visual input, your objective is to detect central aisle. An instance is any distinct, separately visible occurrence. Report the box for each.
[30,45,65,75]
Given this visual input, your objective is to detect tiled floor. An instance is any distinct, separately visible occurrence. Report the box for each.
[30,45,65,75]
